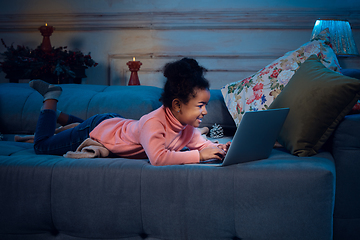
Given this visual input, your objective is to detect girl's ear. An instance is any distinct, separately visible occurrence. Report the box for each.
[172,98,181,112]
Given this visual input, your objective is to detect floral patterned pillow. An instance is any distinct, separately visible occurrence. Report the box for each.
[221,29,341,126]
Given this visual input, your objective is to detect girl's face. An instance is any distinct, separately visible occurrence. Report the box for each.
[173,88,210,127]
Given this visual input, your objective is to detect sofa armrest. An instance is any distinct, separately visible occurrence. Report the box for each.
[330,113,360,239]
[341,68,360,79]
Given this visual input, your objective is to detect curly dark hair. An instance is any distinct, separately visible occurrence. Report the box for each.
[160,57,210,108]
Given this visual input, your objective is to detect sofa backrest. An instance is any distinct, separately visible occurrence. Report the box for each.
[0,83,236,135]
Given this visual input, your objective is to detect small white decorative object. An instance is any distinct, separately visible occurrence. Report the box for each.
[210,123,224,139]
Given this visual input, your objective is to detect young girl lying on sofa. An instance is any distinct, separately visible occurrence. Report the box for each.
[30,57,230,166]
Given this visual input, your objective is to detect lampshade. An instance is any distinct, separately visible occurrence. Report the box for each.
[311,19,359,56]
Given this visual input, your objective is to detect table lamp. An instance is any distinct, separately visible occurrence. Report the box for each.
[311,19,359,56]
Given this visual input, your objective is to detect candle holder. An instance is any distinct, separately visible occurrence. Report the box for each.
[126,59,142,85]
[38,24,54,52]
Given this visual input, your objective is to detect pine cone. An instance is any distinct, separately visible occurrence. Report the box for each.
[210,123,224,139]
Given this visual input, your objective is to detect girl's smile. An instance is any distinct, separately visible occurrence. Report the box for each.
[172,88,210,127]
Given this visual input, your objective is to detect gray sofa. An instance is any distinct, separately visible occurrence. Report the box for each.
[0,82,359,240]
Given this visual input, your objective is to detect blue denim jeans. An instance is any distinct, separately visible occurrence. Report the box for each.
[33,109,122,155]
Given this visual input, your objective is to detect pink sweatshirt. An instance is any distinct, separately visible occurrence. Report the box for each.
[89,106,217,166]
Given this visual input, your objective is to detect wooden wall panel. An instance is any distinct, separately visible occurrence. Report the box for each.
[1,9,359,88]
[1,10,359,31]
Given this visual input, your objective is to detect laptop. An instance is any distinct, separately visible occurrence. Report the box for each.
[197,108,289,166]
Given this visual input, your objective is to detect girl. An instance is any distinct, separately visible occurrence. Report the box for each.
[30,57,230,166]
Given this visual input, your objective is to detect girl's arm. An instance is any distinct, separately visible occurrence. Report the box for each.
[139,120,202,166]
[186,127,218,150]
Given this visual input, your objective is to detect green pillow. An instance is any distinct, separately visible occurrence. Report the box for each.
[269,54,360,157]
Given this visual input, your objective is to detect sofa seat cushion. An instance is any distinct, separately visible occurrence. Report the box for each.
[0,155,64,237]
[7,149,331,240]
[0,148,335,240]
[0,141,34,156]
[141,149,335,240]
[51,157,148,239]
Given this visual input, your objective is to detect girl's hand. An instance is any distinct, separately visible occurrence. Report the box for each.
[199,146,226,162]
[217,141,231,153]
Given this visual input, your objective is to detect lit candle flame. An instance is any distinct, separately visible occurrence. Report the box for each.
[133,57,135,61]
[45,23,47,26]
